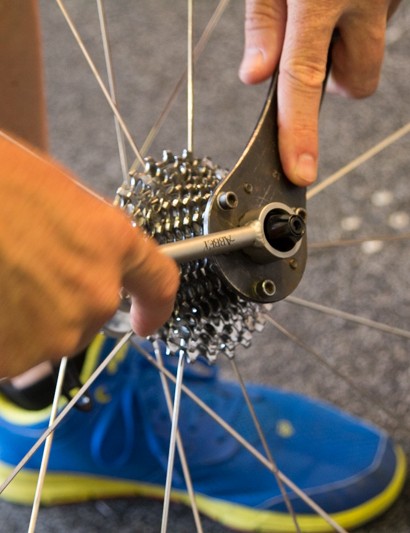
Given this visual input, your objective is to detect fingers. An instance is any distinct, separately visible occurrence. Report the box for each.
[328,9,387,98]
[0,132,179,375]
[277,1,336,186]
[240,0,396,187]
[239,0,286,84]
[279,1,389,185]
[240,0,336,185]
[121,227,180,337]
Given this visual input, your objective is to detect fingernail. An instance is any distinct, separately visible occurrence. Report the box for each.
[239,47,264,77]
[294,154,317,185]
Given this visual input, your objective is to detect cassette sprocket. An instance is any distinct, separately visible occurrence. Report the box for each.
[115,150,269,363]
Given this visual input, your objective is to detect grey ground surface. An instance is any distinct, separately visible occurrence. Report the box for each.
[1,1,410,531]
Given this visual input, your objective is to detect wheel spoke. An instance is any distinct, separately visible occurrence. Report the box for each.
[27,357,68,533]
[96,0,129,183]
[187,0,194,153]
[286,296,410,341]
[229,358,302,533]
[309,232,410,250]
[0,331,133,496]
[18,3,407,532]
[55,0,144,167]
[135,342,348,533]
[161,352,186,533]
[307,122,410,200]
[128,0,230,175]
[263,314,410,434]
[154,342,203,533]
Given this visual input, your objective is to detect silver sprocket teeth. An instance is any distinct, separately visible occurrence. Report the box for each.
[115,149,269,362]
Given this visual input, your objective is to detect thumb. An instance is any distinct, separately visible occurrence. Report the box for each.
[122,229,180,337]
[239,0,286,84]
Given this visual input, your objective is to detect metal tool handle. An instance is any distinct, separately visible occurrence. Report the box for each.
[160,225,258,263]
[160,200,305,265]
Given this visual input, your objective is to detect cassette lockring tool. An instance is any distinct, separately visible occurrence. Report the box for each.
[114,74,306,363]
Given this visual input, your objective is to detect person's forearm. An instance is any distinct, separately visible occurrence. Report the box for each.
[0,0,47,151]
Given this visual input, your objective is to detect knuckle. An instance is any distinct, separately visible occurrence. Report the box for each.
[281,59,327,92]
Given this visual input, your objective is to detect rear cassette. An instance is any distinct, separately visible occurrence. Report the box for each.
[115,150,270,362]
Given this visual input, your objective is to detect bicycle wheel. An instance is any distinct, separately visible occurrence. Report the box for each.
[0,1,409,532]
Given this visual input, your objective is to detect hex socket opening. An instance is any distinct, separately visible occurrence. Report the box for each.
[264,209,306,253]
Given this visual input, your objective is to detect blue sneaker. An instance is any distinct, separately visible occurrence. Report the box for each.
[0,334,405,532]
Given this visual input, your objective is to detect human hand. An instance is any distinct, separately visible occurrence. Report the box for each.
[239,0,402,186]
[0,132,179,377]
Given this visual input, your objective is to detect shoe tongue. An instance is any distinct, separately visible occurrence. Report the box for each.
[137,356,244,474]
[81,337,245,473]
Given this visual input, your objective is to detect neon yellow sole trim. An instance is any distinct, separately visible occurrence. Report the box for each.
[196,446,407,532]
[0,446,406,532]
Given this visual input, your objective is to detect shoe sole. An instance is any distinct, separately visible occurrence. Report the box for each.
[0,445,406,532]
